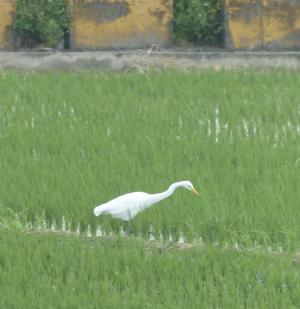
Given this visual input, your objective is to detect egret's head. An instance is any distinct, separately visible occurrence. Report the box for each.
[182,181,199,196]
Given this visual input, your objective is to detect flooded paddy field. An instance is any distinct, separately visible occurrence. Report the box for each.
[1,70,300,307]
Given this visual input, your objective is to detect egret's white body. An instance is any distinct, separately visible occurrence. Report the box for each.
[93,181,199,221]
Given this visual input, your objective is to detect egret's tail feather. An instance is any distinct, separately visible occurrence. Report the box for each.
[93,205,105,216]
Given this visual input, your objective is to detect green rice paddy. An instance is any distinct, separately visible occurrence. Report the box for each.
[1,69,300,307]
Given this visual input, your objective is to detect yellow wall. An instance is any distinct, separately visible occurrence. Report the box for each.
[0,0,14,48]
[225,0,300,48]
[1,0,299,49]
[70,0,173,49]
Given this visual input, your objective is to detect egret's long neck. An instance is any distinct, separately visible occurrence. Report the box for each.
[149,182,184,205]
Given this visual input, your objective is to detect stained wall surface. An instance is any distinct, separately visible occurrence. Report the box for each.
[0,0,14,49]
[70,0,173,49]
[225,0,300,49]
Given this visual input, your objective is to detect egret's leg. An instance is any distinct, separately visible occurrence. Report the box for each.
[126,220,133,235]
[125,210,133,235]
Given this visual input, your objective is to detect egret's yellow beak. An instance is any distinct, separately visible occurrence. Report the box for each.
[191,186,200,196]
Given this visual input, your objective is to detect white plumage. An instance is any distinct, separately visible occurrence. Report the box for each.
[93,180,199,221]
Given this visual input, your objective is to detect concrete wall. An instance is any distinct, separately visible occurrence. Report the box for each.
[225,0,300,49]
[0,0,14,49]
[70,0,173,49]
[0,0,172,49]
[1,0,300,50]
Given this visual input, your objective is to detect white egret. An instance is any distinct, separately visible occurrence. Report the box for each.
[93,180,199,221]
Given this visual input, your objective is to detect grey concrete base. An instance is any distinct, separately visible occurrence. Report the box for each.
[1,50,300,71]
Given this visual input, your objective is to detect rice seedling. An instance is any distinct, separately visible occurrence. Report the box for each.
[1,69,300,306]
[1,69,299,245]
[1,229,300,308]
